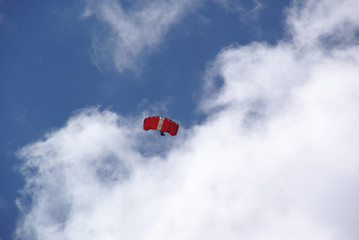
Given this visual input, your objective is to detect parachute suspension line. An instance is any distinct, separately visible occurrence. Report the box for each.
[157,117,164,130]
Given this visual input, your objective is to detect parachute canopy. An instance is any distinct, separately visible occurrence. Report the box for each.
[143,116,179,136]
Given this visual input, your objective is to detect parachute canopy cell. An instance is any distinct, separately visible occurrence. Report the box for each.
[143,116,179,136]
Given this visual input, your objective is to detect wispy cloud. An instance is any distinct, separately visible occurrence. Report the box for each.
[16,0,359,239]
[0,13,5,24]
[212,0,264,18]
[0,197,6,210]
[82,0,199,73]
[0,0,5,25]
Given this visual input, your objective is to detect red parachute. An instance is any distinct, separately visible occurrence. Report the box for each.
[143,116,179,136]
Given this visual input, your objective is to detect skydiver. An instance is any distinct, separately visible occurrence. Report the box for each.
[160,131,165,136]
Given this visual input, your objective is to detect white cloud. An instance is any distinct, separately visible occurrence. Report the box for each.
[83,0,199,73]
[16,0,359,240]
[287,0,359,48]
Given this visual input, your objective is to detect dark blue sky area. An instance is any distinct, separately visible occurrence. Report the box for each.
[0,0,290,239]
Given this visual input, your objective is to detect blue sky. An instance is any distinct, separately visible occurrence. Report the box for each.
[1,0,359,239]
